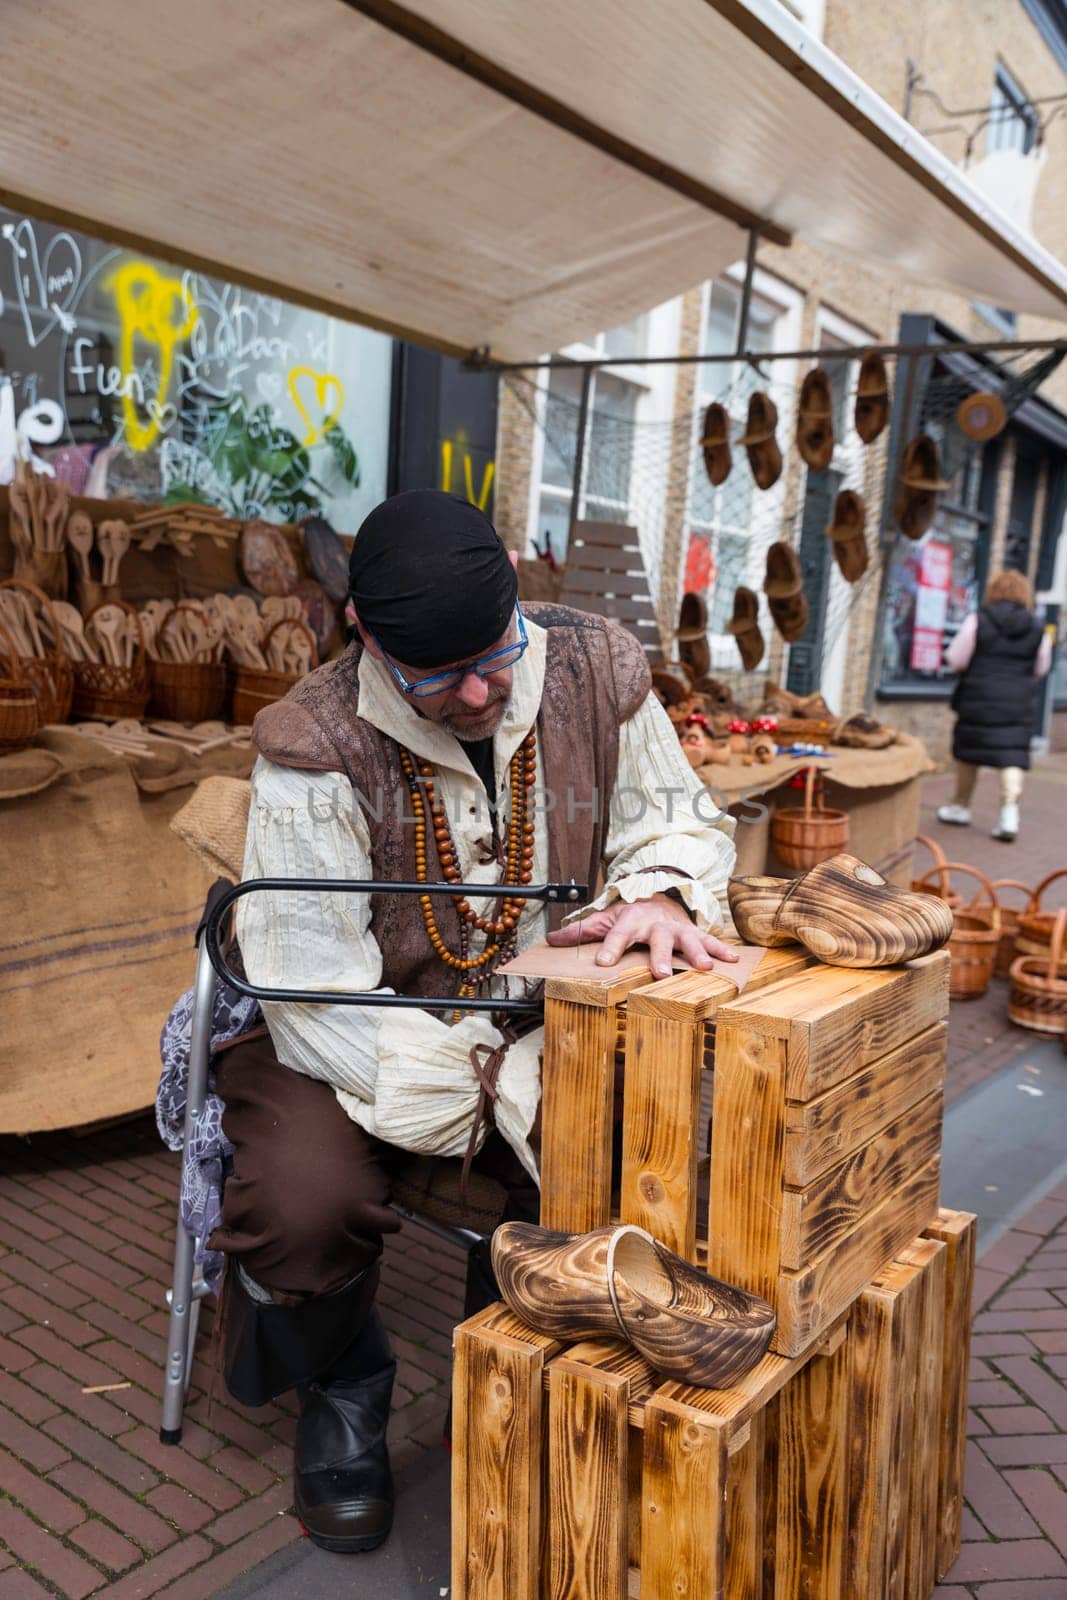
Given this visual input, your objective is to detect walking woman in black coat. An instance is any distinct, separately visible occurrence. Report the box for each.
[937,569,1052,842]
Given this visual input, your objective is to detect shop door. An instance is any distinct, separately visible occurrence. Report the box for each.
[786,467,842,696]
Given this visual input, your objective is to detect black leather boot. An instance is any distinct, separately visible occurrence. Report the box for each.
[222,1262,395,1553]
[294,1310,395,1552]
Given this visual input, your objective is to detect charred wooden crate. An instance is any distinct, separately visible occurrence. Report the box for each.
[451,1210,975,1600]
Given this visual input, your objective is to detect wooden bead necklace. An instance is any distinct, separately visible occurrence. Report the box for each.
[399,730,537,983]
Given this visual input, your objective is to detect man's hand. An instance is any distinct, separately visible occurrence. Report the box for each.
[546,892,738,979]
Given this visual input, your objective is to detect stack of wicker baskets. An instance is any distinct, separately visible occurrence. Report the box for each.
[913,861,1000,1000]
[771,763,849,869]
[1010,907,1067,1034]
[1013,871,1067,959]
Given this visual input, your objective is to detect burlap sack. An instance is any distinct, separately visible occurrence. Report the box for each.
[0,729,217,1133]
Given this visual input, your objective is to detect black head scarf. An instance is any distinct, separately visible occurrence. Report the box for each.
[348,491,518,668]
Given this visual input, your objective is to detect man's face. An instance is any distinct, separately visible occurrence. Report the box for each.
[359,617,517,741]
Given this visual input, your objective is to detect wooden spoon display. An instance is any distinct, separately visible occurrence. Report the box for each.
[67,512,95,582]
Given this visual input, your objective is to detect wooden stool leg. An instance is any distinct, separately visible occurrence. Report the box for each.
[548,1359,630,1600]
[774,1334,850,1600]
[726,1406,767,1600]
[642,1396,728,1599]
[899,1236,948,1599]
[923,1210,977,1581]
[452,1318,550,1600]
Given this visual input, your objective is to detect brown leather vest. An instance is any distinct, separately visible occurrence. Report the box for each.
[252,603,651,1000]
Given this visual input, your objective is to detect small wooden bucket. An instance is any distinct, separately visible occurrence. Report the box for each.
[914,861,1000,1001]
[990,878,1033,979]
[0,618,41,752]
[771,763,849,870]
[232,619,318,727]
[1010,909,1067,1034]
[72,602,150,721]
[911,834,962,912]
[1015,869,1067,960]
[0,579,74,725]
[148,606,227,723]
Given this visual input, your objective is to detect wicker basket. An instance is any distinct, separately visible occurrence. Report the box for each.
[771,763,849,870]
[1009,909,1067,1034]
[990,878,1033,979]
[72,601,150,721]
[914,861,1000,1001]
[911,833,963,912]
[1014,869,1067,960]
[232,619,318,727]
[0,579,74,725]
[148,606,227,722]
[0,618,41,753]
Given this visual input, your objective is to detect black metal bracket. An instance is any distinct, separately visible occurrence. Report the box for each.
[204,877,590,1014]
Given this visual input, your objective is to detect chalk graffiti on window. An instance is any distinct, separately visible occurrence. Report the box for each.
[0,209,382,524]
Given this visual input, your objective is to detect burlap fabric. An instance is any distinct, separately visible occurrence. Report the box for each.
[0,729,236,1133]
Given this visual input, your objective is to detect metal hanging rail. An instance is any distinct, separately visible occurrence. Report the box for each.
[470,335,1067,376]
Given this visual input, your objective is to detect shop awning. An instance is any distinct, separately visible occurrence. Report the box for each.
[2,0,1066,361]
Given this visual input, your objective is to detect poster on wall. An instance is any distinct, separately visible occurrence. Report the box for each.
[0,208,392,530]
[909,539,953,673]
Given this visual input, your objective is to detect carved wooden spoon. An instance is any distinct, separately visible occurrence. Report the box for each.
[67,512,95,581]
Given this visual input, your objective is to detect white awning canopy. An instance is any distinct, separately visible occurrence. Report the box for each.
[2,0,1065,361]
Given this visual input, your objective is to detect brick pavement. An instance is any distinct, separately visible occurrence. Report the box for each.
[0,754,1062,1596]
[0,1118,462,1596]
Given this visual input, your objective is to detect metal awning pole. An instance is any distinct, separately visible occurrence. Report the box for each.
[735,227,761,360]
[568,366,594,547]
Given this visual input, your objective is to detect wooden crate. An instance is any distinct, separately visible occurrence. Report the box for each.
[708,953,950,1355]
[454,1216,976,1599]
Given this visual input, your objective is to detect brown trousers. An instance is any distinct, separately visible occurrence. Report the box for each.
[209,1030,535,1299]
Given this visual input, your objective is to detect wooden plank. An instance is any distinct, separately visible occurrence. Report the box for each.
[548,1358,630,1600]
[783,1026,946,1187]
[922,1210,977,1581]
[846,1259,922,1600]
[775,1157,941,1357]
[780,1089,944,1269]
[717,953,950,1100]
[629,946,810,1025]
[543,969,654,1008]
[726,1405,766,1600]
[774,1334,850,1600]
[658,1310,850,1431]
[898,1237,947,1600]
[540,994,617,1233]
[452,1319,548,1600]
[620,1010,705,1258]
[563,571,654,597]
[708,1027,788,1304]
[541,1337,660,1430]
[642,1395,728,1600]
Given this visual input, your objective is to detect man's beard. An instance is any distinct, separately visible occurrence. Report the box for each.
[436,687,510,740]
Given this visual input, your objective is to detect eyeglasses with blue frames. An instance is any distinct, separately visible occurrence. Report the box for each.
[370,606,529,698]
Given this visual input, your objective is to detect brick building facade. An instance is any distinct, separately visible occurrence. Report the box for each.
[493,0,1067,759]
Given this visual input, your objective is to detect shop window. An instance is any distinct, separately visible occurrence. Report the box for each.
[530,321,648,561]
[987,65,1038,156]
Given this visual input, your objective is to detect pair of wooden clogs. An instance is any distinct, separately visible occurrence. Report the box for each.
[493,1222,776,1389]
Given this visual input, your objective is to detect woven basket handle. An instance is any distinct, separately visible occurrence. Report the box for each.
[0,618,27,683]
[0,578,67,664]
[263,617,319,670]
[989,878,1033,910]
[914,833,948,872]
[915,860,999,920]
[1026,868,1067,914]
[1048,908,1067,978]
[802,761,821,818]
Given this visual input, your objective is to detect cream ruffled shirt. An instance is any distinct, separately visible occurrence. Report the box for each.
[237,618,735,1181]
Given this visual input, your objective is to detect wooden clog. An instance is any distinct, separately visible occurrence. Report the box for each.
[796,367,835,470]
[675,591,710,680]
[725,586,765,671]
[826,489,868,583]
[895,435,950,541]
[854,353,890,444]
[699,401,732,487]
[737,393,782,491]
[492,1221,776,1388]
[763,542,809,642]
[728,852,955,967]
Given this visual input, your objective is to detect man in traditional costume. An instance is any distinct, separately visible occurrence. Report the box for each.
[213,490,736,1551]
